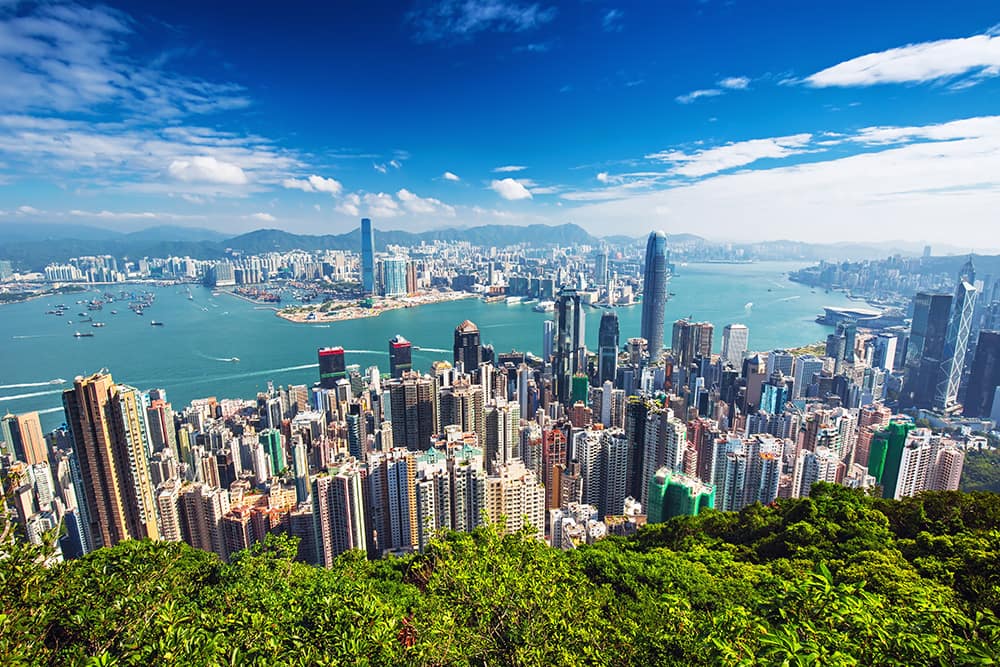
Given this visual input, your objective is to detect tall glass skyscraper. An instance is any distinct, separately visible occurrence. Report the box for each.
[554,287,585,401]
[598,310,619,385]
[936,277,977,410]
[360,218,375,296]
[641,230,668,359]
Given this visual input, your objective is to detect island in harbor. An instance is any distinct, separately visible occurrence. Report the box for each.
[275,289,476,324]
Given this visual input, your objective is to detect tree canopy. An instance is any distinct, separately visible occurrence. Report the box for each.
[2,484,999,665]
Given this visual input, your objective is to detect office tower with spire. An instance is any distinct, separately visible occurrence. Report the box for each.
[62,372,160,550]
[389,334,413,378]
[453,320,482,373]
[721,324,749,368]
[641,230,668,358]
[360,218,375,296]
[598,310,619,386]
[936,259,978,411]
[554,287,585,402]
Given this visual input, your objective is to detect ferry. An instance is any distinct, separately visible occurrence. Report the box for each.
[73,331,94,338]
[533,300,555,313]
[92,322,105,328]
[505,296,524,305]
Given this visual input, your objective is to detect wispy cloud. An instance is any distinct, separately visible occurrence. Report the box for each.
[718,76,750,90]
[397,188,456,216]
[802,32,1000,88]
[0,2,249,116]
[645,134,814,177]
[407,0,557,43]
[602,9,623,32]
[493,164,527,172]
[675,88,723,104]
[491,177,533,200]
[442,171,461,181]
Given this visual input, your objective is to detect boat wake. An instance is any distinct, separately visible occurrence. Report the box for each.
[343,349,388,355]
[413,346,449,353]
[0,379,65,390]
[0,388,64,402]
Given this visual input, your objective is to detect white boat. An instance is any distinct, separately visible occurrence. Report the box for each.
[505,296,523,304]
[533,300,555,313]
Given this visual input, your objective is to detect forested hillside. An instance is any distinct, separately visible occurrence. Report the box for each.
[2,484,999,665]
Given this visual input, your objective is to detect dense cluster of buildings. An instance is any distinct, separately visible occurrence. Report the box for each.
[1,228,992,566]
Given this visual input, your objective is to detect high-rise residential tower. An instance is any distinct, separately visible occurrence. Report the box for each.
[640,230,668,359]
[360,218,375,296]
[62,372,159,550]
[1,411,47,466]
[598,310,619,386]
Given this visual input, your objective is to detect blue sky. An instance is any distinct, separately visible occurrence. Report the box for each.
[0,0,999,244]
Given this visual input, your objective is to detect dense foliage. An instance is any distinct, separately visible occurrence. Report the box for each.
[961,449,1000,493]
[2,484,999,665]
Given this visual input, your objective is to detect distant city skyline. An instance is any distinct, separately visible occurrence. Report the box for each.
[0,1,998,243]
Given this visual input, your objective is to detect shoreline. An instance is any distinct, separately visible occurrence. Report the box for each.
[275,290,476,324]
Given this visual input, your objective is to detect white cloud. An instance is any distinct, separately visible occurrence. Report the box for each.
[336,193,361,217]
[373,162,388,174]
[491,178,533,200]
[596,172,610,183]
[408,0,557,43]
[675,89,723,104]
[16,205,40,215]
[567,115,1000,244]
[493,164,527,172]
[389,159,402,169]
[644,134,814,177]
[396,188,456,216]
[363,192,401,218]
[250,212,275,222]
[718,76,750,90]
[281,177,314,192]
[803,32,1000,88]
[168,156,248,185]
[442,171,461,181]
[308,174,342,194]
[68,208,205,221]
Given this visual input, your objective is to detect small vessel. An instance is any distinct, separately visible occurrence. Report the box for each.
[150,321,164,326]
[110,310,118,315]
[228,357,240,363]
[73,331,94,338]
[48,378,65,385]
[533,300,555,313]
[505,296,523,305]
[92,322,105,328]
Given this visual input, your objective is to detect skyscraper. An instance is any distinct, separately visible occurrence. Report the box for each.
[593,248,609,286]
[381,256,408,297]
[1,411,47,466]
[313,462,367,565]
[554,287,585,402]
[964,330,1000,417]
[672,320,713,368]
[389,334,413,379]
[936,276,977,411]
[867,419,914,499]
[318,347,346,389]
[598,310,619,386]
[641,231,668,358]
[386,371,437,451]
[453,320,481,373]
[360,218,375,296]
[721,324,749,368]
[62,372,160,549]
[902,293,952,408]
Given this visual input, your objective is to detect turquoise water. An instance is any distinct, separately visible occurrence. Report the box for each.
[0,262,857,430]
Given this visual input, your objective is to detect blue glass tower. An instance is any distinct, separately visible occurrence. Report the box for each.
[360,218,375,295]
[641,231,668,358]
